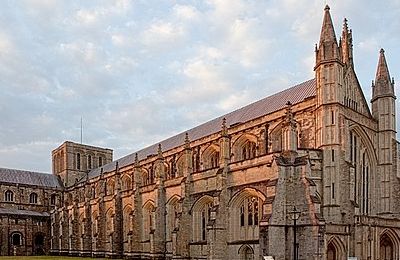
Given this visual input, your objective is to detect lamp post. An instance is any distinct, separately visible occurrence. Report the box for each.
[289,206,301,260]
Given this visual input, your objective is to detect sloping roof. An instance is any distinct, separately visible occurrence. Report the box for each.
[87,78,316,179]
[0,208,50,217]
[0,168,63,189]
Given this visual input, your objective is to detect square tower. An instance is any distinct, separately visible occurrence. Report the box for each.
[52,141,113,187]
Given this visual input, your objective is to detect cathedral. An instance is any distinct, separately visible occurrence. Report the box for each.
[1,5,399,260]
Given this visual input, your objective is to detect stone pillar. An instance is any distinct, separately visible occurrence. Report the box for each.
[113,163,123,257]
[153,144,166,259]
[208,119,230,260]
[132,154,143,259]
[175,133,193,259]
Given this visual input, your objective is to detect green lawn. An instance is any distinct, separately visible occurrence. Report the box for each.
[0,257,113,260]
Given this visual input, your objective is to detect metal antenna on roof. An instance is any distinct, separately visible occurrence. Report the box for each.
[80,116,83,144]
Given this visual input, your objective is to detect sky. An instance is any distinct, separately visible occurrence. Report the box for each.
[0,0,399,173]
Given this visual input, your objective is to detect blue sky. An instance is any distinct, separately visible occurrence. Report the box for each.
[0,0,399,173]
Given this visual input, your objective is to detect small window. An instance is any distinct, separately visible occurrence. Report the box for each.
[331,149,335,162]
[99,156,103,167]
[50,194,56,205]
[29,193,38,204]
[88,155,92,169]
[5,190,14,202]
[12,233,22,246]
[332,183,335,199]
[77,153,81,170]
[331,110,335,124]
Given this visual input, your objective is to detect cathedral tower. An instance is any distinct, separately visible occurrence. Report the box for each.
[371,49,397,214]
[52,141,113,187]
[314,5,344,213]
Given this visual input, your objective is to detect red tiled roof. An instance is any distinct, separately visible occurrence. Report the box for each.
[87,78,316,179]
[0,168,63,188]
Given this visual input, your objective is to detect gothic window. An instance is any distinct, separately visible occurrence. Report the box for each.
[380,234,394,260]
[29,192,38,204]
[202,145,220,170]
[166,196,180,242]
[143,202,155,241]
[169,157,176,179]
[149,165,155,184]
[142,170,149,186]
[192,196,213,242]
[240,141,256,160]
[106,209,114,235]
[175,156,185,177]
[76,153,81,170]
[92,211,99,237]
[240,245,254,260]
[5,190,14,202]
[121,175,132,191]
[229,190,264,242]
[106,179,115,196]
[361,152,370,215]
[327,243,337,260]
[201,203,212,241]
[123,206,133,244]
[241,197,259,227]
[88,155,92,169]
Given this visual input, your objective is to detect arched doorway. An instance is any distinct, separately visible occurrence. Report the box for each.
[239,245,254,260]
[34,233,45,255]
[380,234,394,260]
[327,242,337,260]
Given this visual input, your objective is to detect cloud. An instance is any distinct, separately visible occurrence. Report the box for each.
[0,0,399,173]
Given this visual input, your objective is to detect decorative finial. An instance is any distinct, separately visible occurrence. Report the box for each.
[324,5,330,11]
[134,153,139,166]
[115,161,119,170]
[285,101,296,127]
[184,132,190,149]
[371,80,375,87]
[221,117,228,136]
[392,77,395,84]
[380,48,385,54]
[157,144,163,159]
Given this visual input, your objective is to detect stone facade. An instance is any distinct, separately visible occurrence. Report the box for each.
[29,5,400,260]
[0,168,63,256]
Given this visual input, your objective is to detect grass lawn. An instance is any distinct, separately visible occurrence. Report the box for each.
[0,257,114,260]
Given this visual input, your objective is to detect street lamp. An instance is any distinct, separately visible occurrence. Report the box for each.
[289,206,301,260]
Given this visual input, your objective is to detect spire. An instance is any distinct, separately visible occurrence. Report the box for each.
[221,117,228,137]
[315,5,340,67]
[319,5,337,45]
[341,17,353,65]
[372,49,395,101]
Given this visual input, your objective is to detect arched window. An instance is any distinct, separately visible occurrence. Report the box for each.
[229,189,265,242]
[169,157,176,179]
[11,233,22,246]
[88,155,92,169]
[50,194,57,205]
[143,202,155,241]
[327,242,337,260]
[142,170,149,186]
[123,206,133,244]
[380,234,394,260]
[76,153,81,170]
[166,196,180,242]
[241,140,256,160]
[106,179,115,196]
[202,145,220,170]
[5,190,14,202]
[192,196,213,242]
[239,245,254,260]
[29,193,38,204]
[122,175,132,191]
[99,156,103,167]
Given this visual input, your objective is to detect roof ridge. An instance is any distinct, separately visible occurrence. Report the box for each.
[0,167,50,175]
